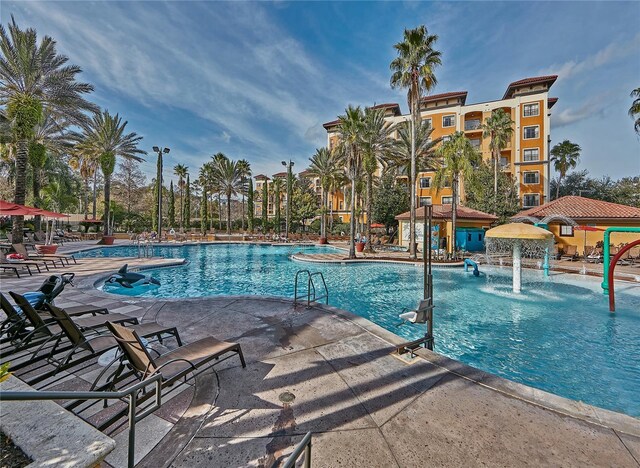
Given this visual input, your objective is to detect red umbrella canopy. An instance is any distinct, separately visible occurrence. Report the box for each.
[31,208,69,219]
[574,226,605,232]
[0,200,38,216]
[370,223,385,228]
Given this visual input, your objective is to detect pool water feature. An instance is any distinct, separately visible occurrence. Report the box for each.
[77,243,640,418]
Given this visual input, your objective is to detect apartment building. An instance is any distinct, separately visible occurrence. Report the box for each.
[323,75,558,220]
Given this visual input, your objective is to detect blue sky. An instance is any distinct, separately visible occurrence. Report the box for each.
[3,1,639,182]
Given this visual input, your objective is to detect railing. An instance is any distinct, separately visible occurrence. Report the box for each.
[0,374,163,468]
[282,431,312,468]
[294,270,329,307]
[464,120,481,131]
[136,238,155,258]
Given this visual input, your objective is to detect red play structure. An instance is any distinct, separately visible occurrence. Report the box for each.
[608,238,640,312]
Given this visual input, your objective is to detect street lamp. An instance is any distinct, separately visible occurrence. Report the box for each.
[153,146,170,239]
[281,160,295,240]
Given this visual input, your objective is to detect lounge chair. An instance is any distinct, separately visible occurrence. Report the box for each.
[1,255,46,275]
[586,247,603,264]
[106,321,245,386]
[15,304,182,386]
[11,244,62,269]
[560,245,578,261]
[13,242,75,266]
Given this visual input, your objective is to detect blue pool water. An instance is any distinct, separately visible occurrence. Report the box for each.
[77,244,640,417]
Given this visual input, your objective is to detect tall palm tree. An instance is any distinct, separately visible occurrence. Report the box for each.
[386,120,440,180]
[481,108,514,207]
[237,159,251,231]
[212,156,241,235]
[0,17,96,242]
[550,140,581,199]
[434,132,479,258]
[629,87,640,134]
[308,147,341,240]
[75,110,145,235]
[69,150,99,219]
[361,107,394,251]
[336,105,365,259]
[173,164,188,231]
[269,177,284,234]
[390,25,441,259]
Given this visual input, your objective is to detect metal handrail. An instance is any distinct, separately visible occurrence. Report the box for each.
[282,431,312,468]
[309,272,328,305]
[294,270,312,306]
[294,270,329,307]
[0,373,163,468]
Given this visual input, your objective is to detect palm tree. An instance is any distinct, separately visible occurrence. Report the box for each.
[434,132,479,258]
[173,164,188,231]
[0,17,96,242]
[308,147,341,240]
[69,150,99,219]
[386,120,440,179]
[237,159,251,231]
[269,177,284,234]
[75,110,145,235]
[390,25,441,259]
[629,88,640,134]
[336,105,365,259]
[361,107,394,251]
[481,108,514,207]
[212,156,242,235]
[550,140,581,199]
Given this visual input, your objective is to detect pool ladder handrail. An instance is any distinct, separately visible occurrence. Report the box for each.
[294,269,329,307]
[136,238,155,258]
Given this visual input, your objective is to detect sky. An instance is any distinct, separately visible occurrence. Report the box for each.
[2,1,639,183]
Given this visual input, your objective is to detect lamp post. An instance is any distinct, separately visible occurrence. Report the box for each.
[153,146,170,239]
[281,160,294,240]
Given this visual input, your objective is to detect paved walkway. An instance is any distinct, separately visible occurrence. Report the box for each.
[1,243,639,467]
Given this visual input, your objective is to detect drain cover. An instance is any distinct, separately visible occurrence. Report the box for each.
[279,391,296,403]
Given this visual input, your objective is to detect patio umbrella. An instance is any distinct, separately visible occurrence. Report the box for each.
[574,225,604,257]
[0,200,38,216]
[370,223,385,229]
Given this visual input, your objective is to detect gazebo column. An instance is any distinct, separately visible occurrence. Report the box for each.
[513,242,522,293]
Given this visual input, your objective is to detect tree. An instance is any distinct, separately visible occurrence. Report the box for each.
[0,17,96,242]
[434,132,479,256]
[336,105,365,258]
[212,155,241,235]
[173,164,188,231]
[183,174,191,229]
[270,177,284,234]
[629,88,640,134]
[464,161,519,224]
[308,147,341,240]
[237,159,251,231]
[390,25,442,259]
[372,170,410,233]
[75,111,145,235]
[481,108,514,208]
[361,107,393,251]
[550,140,581,200]
[261,178,268,230]
[247,177,255,233]
[113,157,146,217]
[386,120,439,176]
[168,180,175,227]
[292,177,318,230]
[201,186,208,233]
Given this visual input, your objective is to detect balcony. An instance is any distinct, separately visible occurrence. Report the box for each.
[464,120,482,131]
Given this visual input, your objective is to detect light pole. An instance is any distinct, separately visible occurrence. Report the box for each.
[153,146,170,239]
[281,160,294,240]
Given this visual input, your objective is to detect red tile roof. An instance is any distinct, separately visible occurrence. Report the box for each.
[514,196,640,220]
[272,171,287,178]
[370,103,402,115]
[322,119,340,130]
[254,174,270,181]
[548,97,558,109]
[396,204,497,221]
[420,91,468,105]
[503,75,558,99]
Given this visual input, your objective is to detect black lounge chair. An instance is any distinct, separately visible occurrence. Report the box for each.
[1,256,46,275]
[12,244,65,268]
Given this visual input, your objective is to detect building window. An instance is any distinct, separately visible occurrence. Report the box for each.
[442,115,455,128]
[523,103,539,117]
[523,171,539,184]
[422,118,432,129]
[560,225,574,237]
[443,178,451,188]
[470,138,481,149]
[523,148,540,162]
[441,196,453,204]
[419,197,432,206]
[523,194,540,208]
[523,126,539,139]
[420,177,431,188]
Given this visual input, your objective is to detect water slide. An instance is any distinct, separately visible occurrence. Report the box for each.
[464,258,480,277]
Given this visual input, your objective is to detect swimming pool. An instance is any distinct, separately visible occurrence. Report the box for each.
[78,243,640,417]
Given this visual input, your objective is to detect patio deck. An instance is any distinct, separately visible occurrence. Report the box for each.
[0,243,639,467]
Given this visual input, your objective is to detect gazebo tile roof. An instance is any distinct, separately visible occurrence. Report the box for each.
[514,196,640,220]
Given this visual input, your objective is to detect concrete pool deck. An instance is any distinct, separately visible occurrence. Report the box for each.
[1,245,639,466]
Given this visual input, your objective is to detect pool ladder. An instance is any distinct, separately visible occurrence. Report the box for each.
[294,270,329,307]
[136,239,155,258]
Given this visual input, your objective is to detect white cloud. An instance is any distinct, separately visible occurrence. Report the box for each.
[220,131,231,143]
[552,92,612,128]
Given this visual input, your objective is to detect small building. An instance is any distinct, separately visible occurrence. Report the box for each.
[513,196,640,255]
[395,205,497,252]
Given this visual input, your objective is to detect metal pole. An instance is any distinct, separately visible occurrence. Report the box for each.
[426,204,433,350]
[157,149,163,239]
[286,163,292,240]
